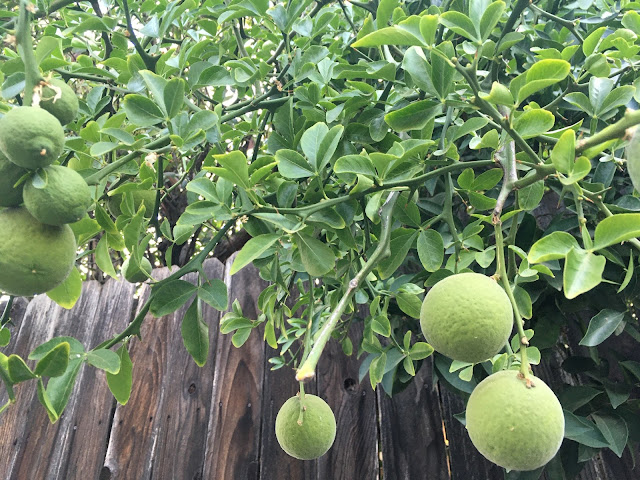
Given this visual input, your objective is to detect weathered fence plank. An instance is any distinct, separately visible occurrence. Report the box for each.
[202,256,268,480]
[378,357,450,480]
[0,278,135,480]
[316,326,379,480]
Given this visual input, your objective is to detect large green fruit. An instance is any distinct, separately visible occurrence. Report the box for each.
[39,78,79,125]
[466,370,565,471]
[23,165,92,225]
[0,106,65,169]
[121,256,153,283]
[108,189,156,218]
[0,207,76,296]
[420,272,513,363]
[0,150,27,207]
[275,394,336,460]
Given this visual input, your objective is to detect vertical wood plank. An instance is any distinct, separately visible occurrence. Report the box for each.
[202,257,267,480]
[316,326,378,480]
[377,357,450,480]
[0,278,135,480]
[102,258,225,480]
[259,346,318,480]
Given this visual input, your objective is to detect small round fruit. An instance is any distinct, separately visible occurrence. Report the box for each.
[121,256,152,283]
[466,370,565,471]
[39,79,79,125]
[108,189,156,218]
[0,149,27,207]
[23,165,92,225]
[0,207,76,296]
[0,106,65,169]
[275,394,336,460]
[420,272,513,363]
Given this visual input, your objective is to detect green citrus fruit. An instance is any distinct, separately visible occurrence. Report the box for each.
[0,149,27,207]
[39,78,79,125]
[275,394,337,460]
[108,189,156,218]
[0,207,76,296]
[121,256,153,283]
[420,272,513,363]
[23,165,92,225]
[466,370,565,471]
[626,125,640,192]
[0,106,65,169]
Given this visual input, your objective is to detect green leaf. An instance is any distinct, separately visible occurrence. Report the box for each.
[511,59,571,105]
[95,235,118,279]
[378,230,418,279]
[107,345,133,405]
[276,149,315,179]
[35,342,70,377]
[7,355,36,383]
[352,22,425,48]
[471,168,503,191]
[396,292,422,318]
[479,1,505,41]
[37,378,59,423]
[334,155,377,177]
[29,336,84,360]
[622,10,640,36]
[369,352,387,389]
[198,279,228,311]
[583,26,606,56]
[205,151,251,190]
[376,0,397,29]
[618,251,634,293]
[46,267,82,310]
[123,94,164,127]
[417,229,444,272]
[384,100,439,131]
[528,231,579,263]
[479,81,514,106]
[558,156,591,185]
[181,300,209,367]
[409,342,434,360]
[513,109,555,139]
[431,41,455,99]
[300,122,328,170]
[46,356,82,418]
[230,234,280,275]
[149,280,198,317]
[87,349,121,374]
[563,411,610,448]
[563,248,606,299]
[231,327,252,348]
[592,414,628,457]
[439,11,478,42]
[139,70,167,112]
[579,310,626,347]
[593,214,640,250]
[518,178,544,211]
[295,232,335,276]
[163,78,186,118]
[316,125,343,172]
[371,315,391,337]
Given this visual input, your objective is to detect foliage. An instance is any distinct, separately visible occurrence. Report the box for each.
[1,0,640,476]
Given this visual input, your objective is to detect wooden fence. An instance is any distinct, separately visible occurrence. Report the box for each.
[0,256,636,479]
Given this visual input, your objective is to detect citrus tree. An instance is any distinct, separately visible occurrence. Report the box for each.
[1,0,640,476]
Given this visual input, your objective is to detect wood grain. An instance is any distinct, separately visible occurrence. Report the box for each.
[377,357,450,480]
[202,256,268,480]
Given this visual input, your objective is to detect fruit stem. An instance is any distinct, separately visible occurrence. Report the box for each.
[295,191,400,381]
[297,382,306,425]
[17,0,43,106]
[494,220,531,379]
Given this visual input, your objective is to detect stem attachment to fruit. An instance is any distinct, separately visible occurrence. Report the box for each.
[295,191,400,381]
[17,0,43,106]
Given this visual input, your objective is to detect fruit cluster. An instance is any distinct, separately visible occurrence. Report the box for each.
[0,79,89,297]
[420,273,565,471]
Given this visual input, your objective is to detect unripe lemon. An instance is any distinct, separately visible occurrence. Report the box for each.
[466,370,565,471]
[121,256,153,283]
[0,150,27,207]
[23,165,92,225]
[39,78,79,125]
[0,207,76,296]
[275,394,336,460]
[420,272,513,363]
[0,106,65,169]
[626,125,640,192]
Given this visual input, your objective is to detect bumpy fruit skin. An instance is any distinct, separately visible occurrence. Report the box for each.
[420,272,513,363]
[108,189,157,218]
[23,165,92,225]
[0,149,27,207]
[466,370,565,471]
[39,78,79,125]
[275,394,336,460]
[0,207,76,296]
[121,256,153,283]
[0,106,65,169]
[626,125,640,192]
